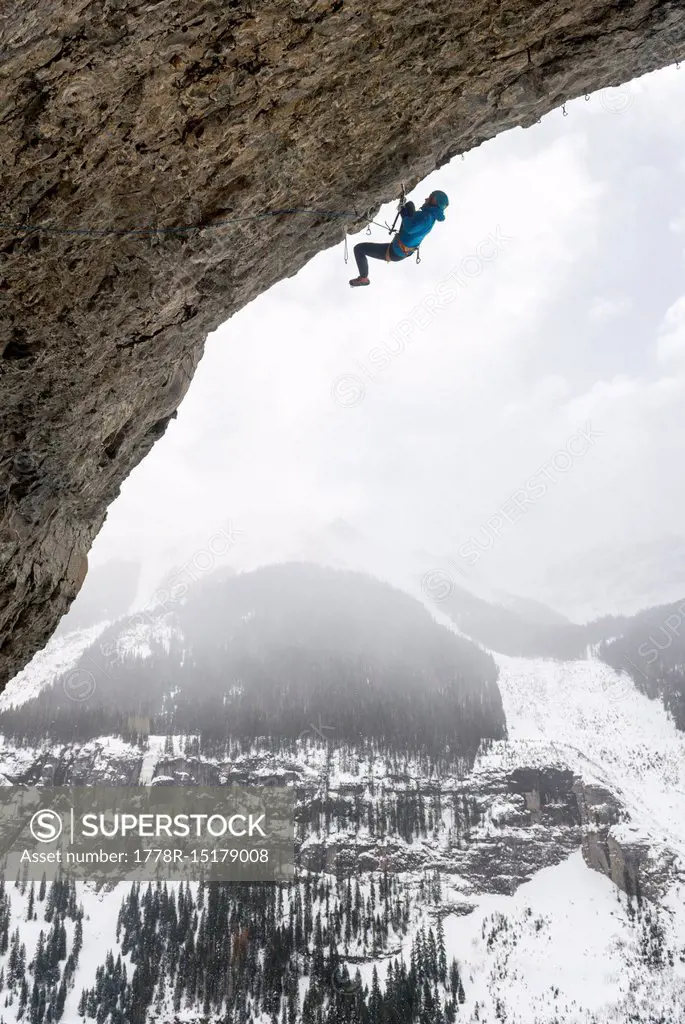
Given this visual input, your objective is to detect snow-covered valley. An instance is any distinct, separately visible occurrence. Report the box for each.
[0,565,683,1023]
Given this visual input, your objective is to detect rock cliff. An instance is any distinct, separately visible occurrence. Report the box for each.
[2,0,685,686]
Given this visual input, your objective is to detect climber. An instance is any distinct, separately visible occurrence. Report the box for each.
[349,190,449,287]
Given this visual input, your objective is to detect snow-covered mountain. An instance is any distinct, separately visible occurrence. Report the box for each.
[0,563,684,1023]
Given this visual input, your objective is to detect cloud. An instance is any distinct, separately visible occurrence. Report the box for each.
[656,295,685,364]
[588,296,633,322]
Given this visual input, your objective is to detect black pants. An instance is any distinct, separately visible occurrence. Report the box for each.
[354,241,404,278]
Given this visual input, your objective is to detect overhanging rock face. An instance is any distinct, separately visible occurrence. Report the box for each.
[1,0,684,688]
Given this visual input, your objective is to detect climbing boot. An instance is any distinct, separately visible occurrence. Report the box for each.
[349,276,370,287]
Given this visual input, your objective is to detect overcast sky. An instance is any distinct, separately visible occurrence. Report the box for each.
[89,65,685,622]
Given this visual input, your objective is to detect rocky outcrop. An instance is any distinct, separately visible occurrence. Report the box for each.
[253,759,584,894]
[574,780,677,901]
[574,779,624,873]
[0,734,589,896]
[0,726,679,902]
[2,1,685,687]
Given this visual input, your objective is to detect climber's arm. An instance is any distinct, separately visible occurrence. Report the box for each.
[401,207,433,233]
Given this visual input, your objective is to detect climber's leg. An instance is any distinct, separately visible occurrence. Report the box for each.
[350,242,400,286]
[354,242,389,278]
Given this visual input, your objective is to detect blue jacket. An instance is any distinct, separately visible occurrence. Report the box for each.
[391,202,440,257]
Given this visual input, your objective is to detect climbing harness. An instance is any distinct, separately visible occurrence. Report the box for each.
[394,237,418,258]
[384,238,421,265]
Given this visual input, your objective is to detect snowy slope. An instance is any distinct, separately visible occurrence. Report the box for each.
[61,884,135,1023]
[398,649,685,1022]
[0,610,182,720]
[494,652,685,860]
[0,623,110,711]
[103,614,180,662]
[440,852,685,1024]
[353,851,685,1023]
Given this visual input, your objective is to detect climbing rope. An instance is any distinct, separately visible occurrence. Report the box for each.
[0,205,380,239]
[1,190,416,275]
[2,201,400,275]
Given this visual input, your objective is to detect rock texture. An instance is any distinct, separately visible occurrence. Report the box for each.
[0,735,591,896]
[3,728,677,899]
[574,779,676,901]
[1,1,685,687]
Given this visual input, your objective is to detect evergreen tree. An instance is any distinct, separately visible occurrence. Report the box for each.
[55,980,66,1021]
[437,918,447,983]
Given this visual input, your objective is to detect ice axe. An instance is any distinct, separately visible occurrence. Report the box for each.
[389,184,406,234]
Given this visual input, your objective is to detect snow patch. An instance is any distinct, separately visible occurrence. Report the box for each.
[0,622,111,710]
